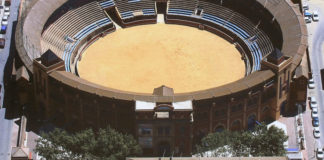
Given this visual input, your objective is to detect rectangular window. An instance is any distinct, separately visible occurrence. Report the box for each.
[38,70,41,82]
[214,109,226,117]
[158,127,163,135]
[231,104,243,113]
[248,97,258,109]
[264,80,274,88]
[43,78,47,99]
[279,77,282,98]
[180,126,185,135]
[138,137,153,148]
[138,124,153,136]
[287,71,290,91]
[156,112,169,118]
[165,127,170,135]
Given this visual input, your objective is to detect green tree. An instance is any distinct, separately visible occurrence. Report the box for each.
[229,131,252,157]
[195,130,233,157]
[250,124,288,156]
[195,124,288,157]
[35,127,142,160]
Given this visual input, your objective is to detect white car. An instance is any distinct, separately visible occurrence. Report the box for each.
[312,110,319,118]
[309,78,314,83]
[1,21,8,26]
[4,11,9,16]
[314,127,321,138]
[310,97,318,109]
[303,3,309,10]
[313,11,320,21]
[308,78,315,89]
[4,7,9,12]
[304,16,312,23]
[4,7,9,16]
[2,16,8,21]
[313,107,318,112]
[317,148,324,159]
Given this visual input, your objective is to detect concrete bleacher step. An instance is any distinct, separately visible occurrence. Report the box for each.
[157,14,164,23]
[110,18,122,29]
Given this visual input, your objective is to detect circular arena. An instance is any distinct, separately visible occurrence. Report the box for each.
[16,0,307,156]
[78,23,245,93]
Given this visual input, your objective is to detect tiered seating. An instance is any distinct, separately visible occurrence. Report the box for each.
[41,1,115,72]
[168,8,193,16]
[121,11,134,19]
[167,0,197,16]
[63,18,113,72]
[99,0,115,9]
[201,12,261,71]
[42,0,95,31]
[41,2,105,52]
[166,0,274,72]
[198,1,273,71]
[142,8,155,15]
[42,1,108,54]
[114,0,156,20]
[74,18,111,39]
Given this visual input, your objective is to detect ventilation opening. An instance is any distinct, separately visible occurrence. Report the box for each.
[195,7,203,16]
[321,69,324,90]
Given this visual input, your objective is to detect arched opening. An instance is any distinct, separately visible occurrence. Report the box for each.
[280,101,287,115]
[214,125,225,132]
[247,114,256,130]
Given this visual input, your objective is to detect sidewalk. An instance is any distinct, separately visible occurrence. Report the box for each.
[0,0,24,160]
[0,108,13,160]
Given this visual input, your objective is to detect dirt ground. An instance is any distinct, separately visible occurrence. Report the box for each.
[78,23,245,93]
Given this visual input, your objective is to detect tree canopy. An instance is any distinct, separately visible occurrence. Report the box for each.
[195,124,288,157]
[35,127,142,160]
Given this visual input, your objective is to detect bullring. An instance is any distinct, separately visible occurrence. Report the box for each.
[15,0,308,156]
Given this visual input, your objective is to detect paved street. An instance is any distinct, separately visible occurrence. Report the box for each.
[305,0,324,159]
[0,0,21,160]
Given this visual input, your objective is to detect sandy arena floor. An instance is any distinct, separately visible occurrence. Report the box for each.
[78,24,245,93]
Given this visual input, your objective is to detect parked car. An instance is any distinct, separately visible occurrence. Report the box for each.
[0,38,5,49]
[313,107,318,113]
[0,5,4,9]
[313,11,320,21]
[305,11,312,17]
[2,16,8,21]
[4,7,10,12]
[303,3,309,10]
[312,110,319,118]
[314,127,321,138]
[313,117,319,127]
[309,78,314,83]
[317,148,324,159]
[4,7,10,16]
[304,16,312,23]
[310,96,318,109]
[4,11,9,16]
[308,78,315,89]
[1,21,8,26]
[1,25,7,34]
